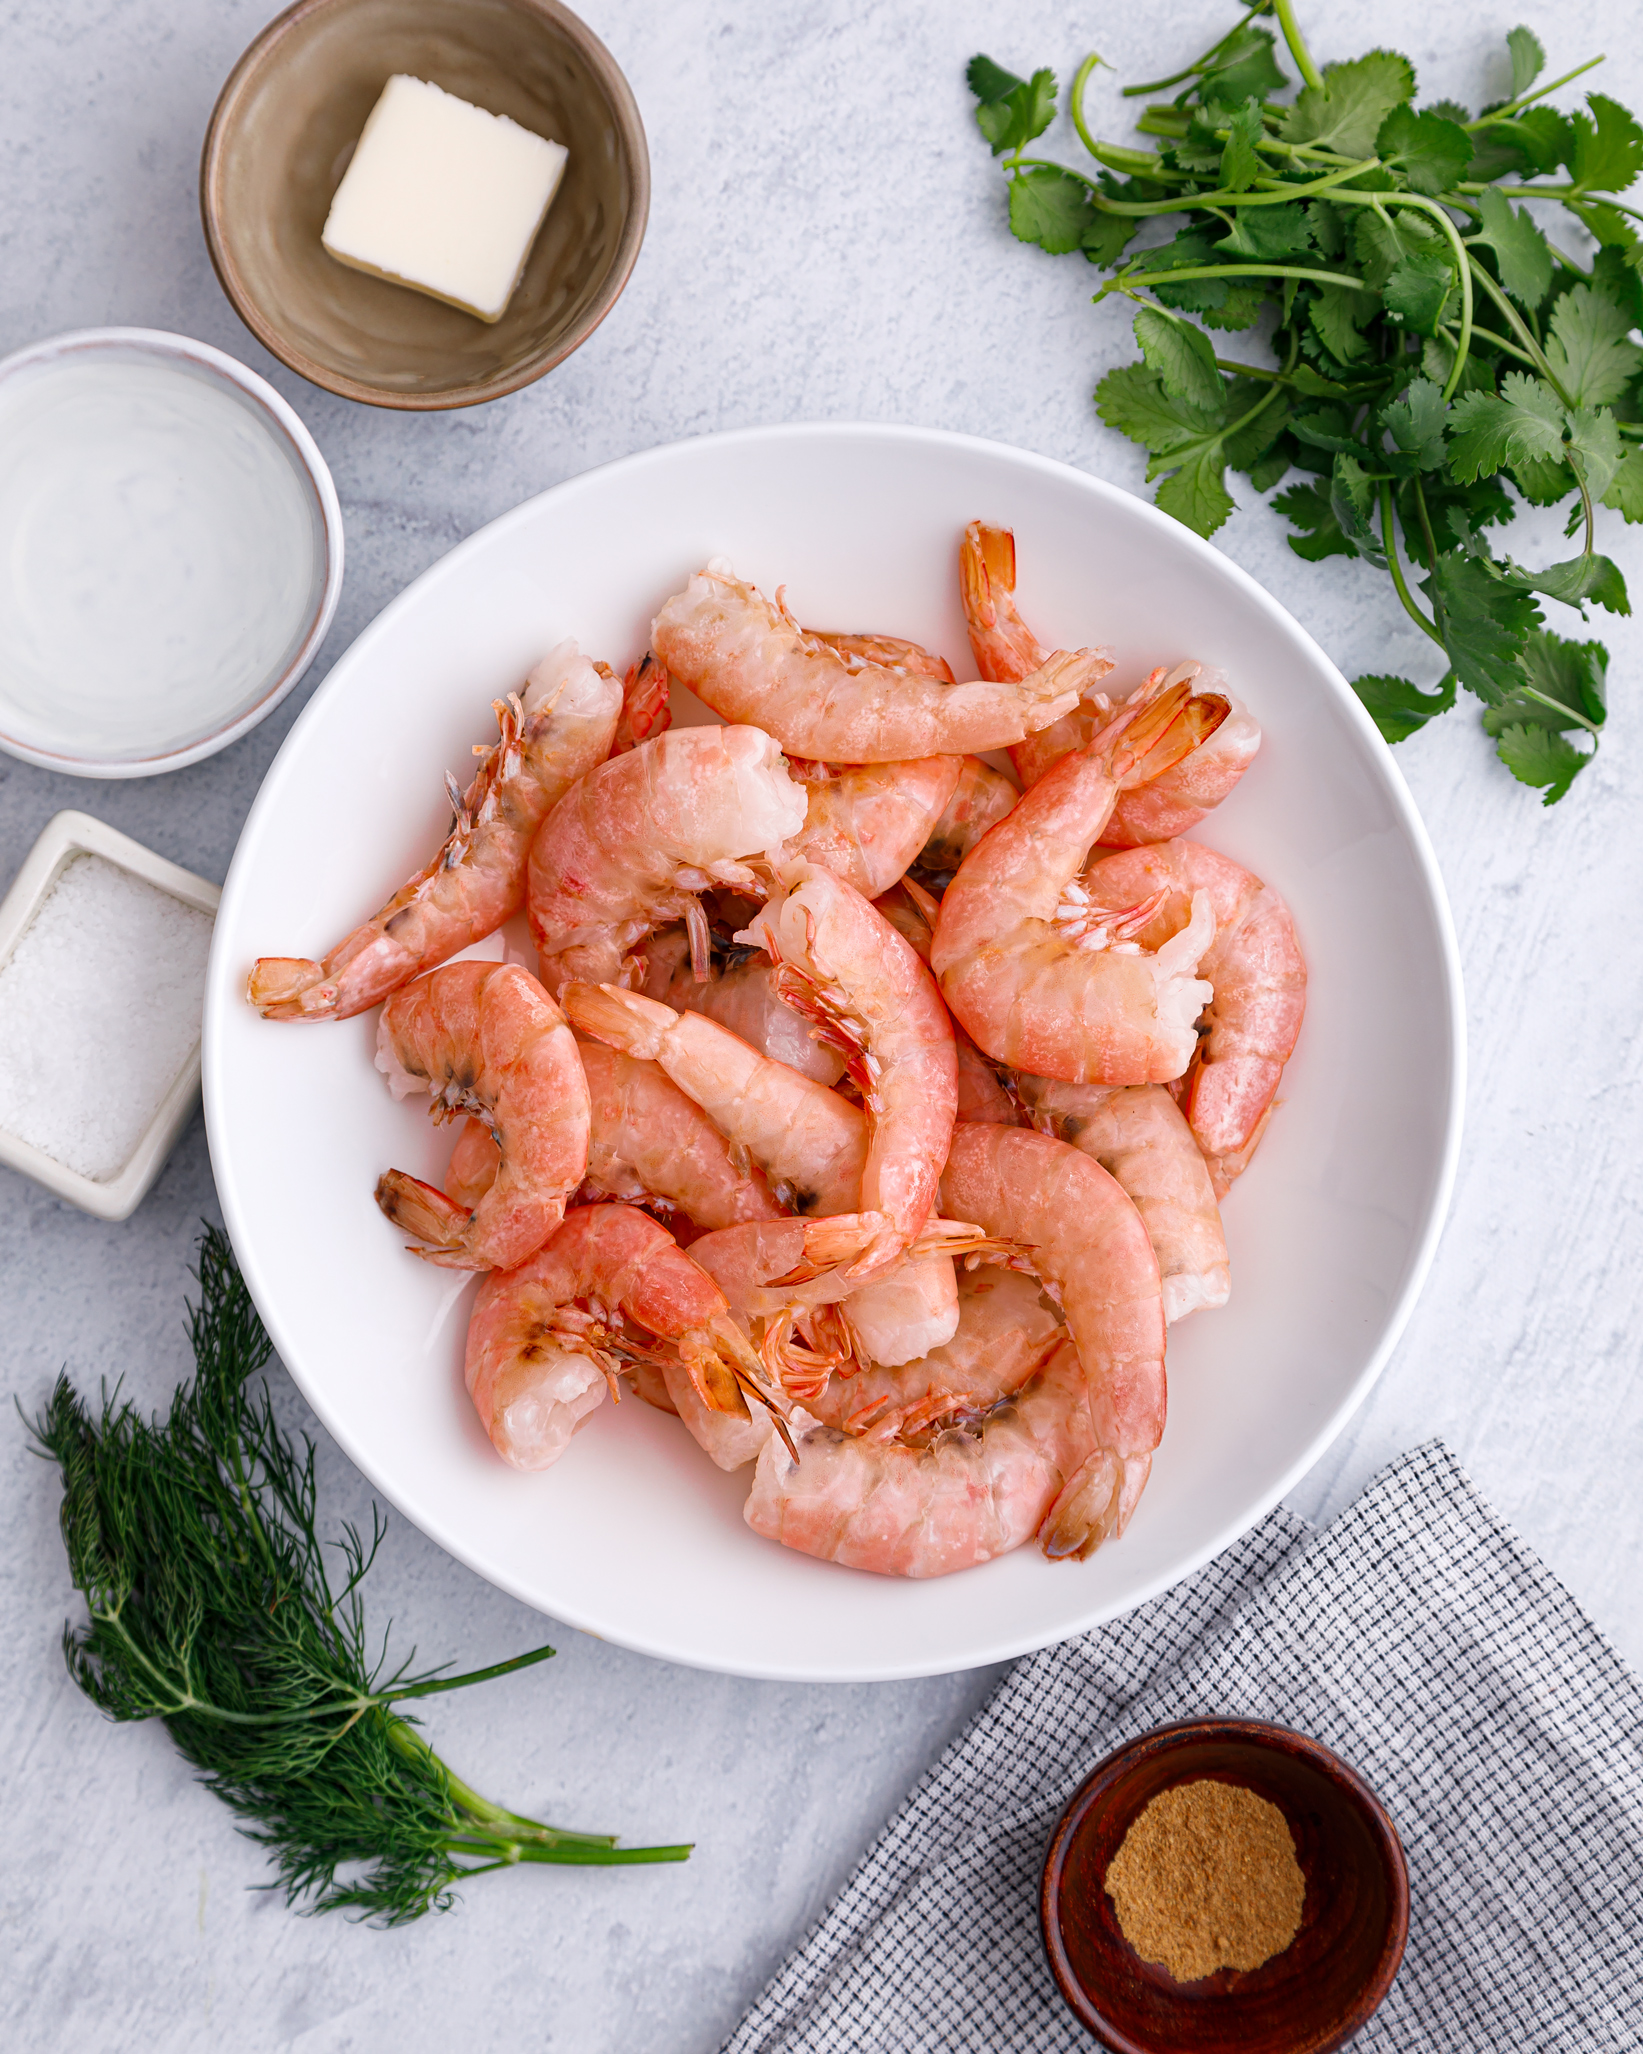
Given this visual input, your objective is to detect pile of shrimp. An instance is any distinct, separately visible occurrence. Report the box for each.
[248,522,1304,1580]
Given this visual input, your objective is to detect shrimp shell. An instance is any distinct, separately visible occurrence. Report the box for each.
[914,756,1020,879]
[249,643,620,1021]
[373,962,589,1270]
[527,725,806,995]
[786,755,963,900]
[651,559,1109,762]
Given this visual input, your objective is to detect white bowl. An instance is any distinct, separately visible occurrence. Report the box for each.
[0,810,219,1218]
[0,327,343,776]
[203,424,1464,1682]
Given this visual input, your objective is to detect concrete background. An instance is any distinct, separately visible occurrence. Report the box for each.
[2,2,1639,2048]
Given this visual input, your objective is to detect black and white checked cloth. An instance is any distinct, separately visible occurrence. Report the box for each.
[725,1442,1643,2052]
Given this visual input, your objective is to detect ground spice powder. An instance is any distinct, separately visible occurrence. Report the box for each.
[1103,1778,1306,1982]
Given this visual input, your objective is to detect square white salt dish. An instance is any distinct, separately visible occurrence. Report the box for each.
[0,812,218,1220]
[321,75,569,323]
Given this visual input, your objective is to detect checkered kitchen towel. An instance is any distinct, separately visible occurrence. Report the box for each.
[725,1442,1643,2052]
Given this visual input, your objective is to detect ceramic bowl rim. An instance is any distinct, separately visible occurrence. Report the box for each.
[199,0,652,411]
[0,325,344,779]
[1040,1714,1411,2054]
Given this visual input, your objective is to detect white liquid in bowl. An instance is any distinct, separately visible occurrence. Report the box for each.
[0,354,320,762]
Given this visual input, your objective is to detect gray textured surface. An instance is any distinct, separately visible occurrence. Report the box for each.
[2,3,1639,2050]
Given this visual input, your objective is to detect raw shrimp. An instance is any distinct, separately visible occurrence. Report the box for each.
[955,1034,1022,1125]
[741,860,958,1277]
[786,755,962,899]
[527,725,806,994]
[642,926,844,1086]
[1013,1074,1230,1320]
[959,521,1260,840]
[913,756,1019,880]
[651,560,1110,762]
[612,650,673,754]
[1075,840,1307,1195]
[249,643,621,1021]
[372,961,589,1271]
[870,881,936,965]
[464,1205,779,1470]
[563,983,962,1366]
[930,681,1223,1084]
[745,1120,1167,1574]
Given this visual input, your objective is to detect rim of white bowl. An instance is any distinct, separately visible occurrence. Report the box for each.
[205,421,1466,1679]
[0,325,344,779]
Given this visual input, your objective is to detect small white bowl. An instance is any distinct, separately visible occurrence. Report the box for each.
[0,327,344,777]
[0,811,220,1219]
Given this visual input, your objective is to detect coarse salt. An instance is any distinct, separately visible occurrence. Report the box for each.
[0,853,213,1182]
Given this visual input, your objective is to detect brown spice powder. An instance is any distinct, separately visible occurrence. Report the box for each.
[1104,1778,1305,1982]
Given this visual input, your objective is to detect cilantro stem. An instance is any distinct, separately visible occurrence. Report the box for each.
[1464,55,1605,132]
[1273,0,1324,92]
[1097,262,1363,305]
[1120,1,1276,99]
[1466,260,1571,403]
[1321,190,1475,399]
[1411,477,1443,578]
[1012,153,1377,216]
[1519,686,1602,735]
[1070,53,1107,161]
[1379,483,1446,646]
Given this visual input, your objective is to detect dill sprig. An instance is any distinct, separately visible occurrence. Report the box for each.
[30,1225,690,1924]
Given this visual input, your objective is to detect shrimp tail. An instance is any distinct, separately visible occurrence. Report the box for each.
[373,1170,490,1268]
[1038,1448,1127,1560]
[562,981,671,1058]
[246,955,338,1018]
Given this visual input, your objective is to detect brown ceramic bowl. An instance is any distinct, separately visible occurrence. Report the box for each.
[1041,1719,1408,2054]
[201,0,648,409]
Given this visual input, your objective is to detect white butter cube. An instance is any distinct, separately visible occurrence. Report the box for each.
[321,75,568,323]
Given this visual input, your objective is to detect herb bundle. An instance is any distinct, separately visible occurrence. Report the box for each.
[31,1227,689,1924]
[968,2,1643,802]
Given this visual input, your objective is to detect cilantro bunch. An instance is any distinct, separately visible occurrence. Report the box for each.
[967,2,1643,802]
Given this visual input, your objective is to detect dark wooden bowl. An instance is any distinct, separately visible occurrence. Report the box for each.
[1041,1719,1408,2054]
[201,0,648,409]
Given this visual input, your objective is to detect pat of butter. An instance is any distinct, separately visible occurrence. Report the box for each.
[321,75,568,323]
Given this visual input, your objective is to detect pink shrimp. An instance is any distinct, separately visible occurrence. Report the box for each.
[641,925,844,1087]
[802,629,957,680]
[930,681,1225,1085]
[913,756,1019,880]
[1074,840,1307,1195]
[650,559,1110,762]
[1013,1074,1230,1321]
[870,881,937,965]
[741,860,958,1278]
[744,1122,1166,1575]
[248,643,621,1021]
[959,521,1259,840]
[563,982,964,1369]
[527,725,807,995]
[371,962,589,1271]
[612,651,672,754]
[786,755,963,899]
[464,1205,779,1470]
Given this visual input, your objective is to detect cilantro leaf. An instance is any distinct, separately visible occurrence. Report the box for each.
[1222,382,1292,470]
[1446,372,1565,482]
[1008,168,1096,255]
[1352,670,1457,741]
[1281,51,1417,159]
[1290,406,1362,455]
[1331,454,1386,563]
[1218,203,1313,261]
[1309,281,1380,364]
[1248,436,1294,492]
[1375,106,1472,195]
[1219,100,1265,194]
[1588,243,1643,328]
[1353,210,1439,289]
[1490,723,1590,802]
[1515,627,1608,722]
[1274,480,1355,560]
[1506,26,1545,100]
[1601,447,1643,521]
[1133,308,1224,412]
[1470,189,1553,308]
[1543,286,1643,407]
[1290,363,1353,399]
[969,58,1057,156]
[1563,406,1623,500]
[1153,445,1236,536]
[1509,104,1575,174]
[1511,455,1579,505]
[1197,280,1269,331]
[1094,362,1225,454]
[1569,93,1643,195]
[1381,378,1448,467]
[1508,551,1630,616]
[1424,549,1543,701]
[1081,212,1139,268]
[1384,247,1456,334]
[1200,24,1289,108]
